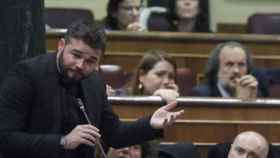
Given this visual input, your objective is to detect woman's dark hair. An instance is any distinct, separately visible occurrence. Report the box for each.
[130,49,177,95]
[168,0,210,32]
[104,0,124,30]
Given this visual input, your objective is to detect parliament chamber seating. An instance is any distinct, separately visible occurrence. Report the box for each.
[45,7,94,29]
[263,68,280,98]
[99,65,193,96]
[247,13,280,34]
[47,31,280,86]
[108,96,280,158]
[176,67,194,96]
[99,64,130,89]
[158,142,201,158]
[109,96,280,143]
[148,12,170,31]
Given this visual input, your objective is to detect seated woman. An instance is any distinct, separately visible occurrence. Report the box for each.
[106,49,179,102]
[106,50,180,158]
[147,0,210,32]
[129,49,179,102]
[167,0,210,32]
[104,0,145,31]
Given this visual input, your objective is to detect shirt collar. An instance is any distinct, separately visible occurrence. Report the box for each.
[217,80,232,97]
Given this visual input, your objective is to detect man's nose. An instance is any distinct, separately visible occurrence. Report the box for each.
[233,65,240,74]
[76,59,84,69]
[131,8,139,16]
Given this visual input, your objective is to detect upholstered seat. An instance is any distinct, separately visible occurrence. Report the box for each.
[158,142,201,158]
[247,13,280,34]
[176,67,193,96]
[45,8,94,29]
[99,64,129,89]
[260,68,280,98]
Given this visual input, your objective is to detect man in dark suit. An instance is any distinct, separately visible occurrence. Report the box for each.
[192,41,269,99]
[0,20,184,158]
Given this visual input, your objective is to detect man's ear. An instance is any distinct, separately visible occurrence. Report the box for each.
[57,38,66,53]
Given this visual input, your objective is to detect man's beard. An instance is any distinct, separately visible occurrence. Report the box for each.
[57,50,82,86]
[219,79,236,96]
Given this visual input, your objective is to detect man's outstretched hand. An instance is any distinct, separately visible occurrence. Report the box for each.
[150,101,184,129]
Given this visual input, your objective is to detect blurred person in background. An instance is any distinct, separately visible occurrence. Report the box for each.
[108,143,154,158]
[208,131,271,158]
[144,0,210,32]
[192,41,269,99]
[167,0,210,32]
[228,131,269,158]
[104,0,145,31]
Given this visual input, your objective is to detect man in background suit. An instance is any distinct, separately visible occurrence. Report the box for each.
[192,41,269,99]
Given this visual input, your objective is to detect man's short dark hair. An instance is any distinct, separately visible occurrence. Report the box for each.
[64,20,106,53]
[205,41,254,85]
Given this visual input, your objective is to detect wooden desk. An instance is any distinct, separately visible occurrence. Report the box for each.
[47,30,280,83]
[109,96,280,144]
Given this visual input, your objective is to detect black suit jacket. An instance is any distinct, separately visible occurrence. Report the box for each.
[191,84,221,97]
[192,70,269,97]
[0,53,161,158]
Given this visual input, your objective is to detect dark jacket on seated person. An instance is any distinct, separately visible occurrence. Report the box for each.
[192,69,269,97]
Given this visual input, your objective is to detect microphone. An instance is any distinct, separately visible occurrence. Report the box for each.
[76,98,108,158]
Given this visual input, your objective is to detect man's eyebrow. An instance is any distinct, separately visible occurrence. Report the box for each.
[72,48,98,61]
[71,49,85,54]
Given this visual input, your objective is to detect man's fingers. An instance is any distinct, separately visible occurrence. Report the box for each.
[174,110,185,118]
[167,110,184,124]
[163,101,177,111]
[79,132,98,144]
[239,75,257,87]
[81,128,101,138]
[80,137,96,147]
[81,124,100,132]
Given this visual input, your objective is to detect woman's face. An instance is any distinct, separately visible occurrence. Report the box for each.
[175,0,200,19]
[139,60,176,95]
[116,0,141,29]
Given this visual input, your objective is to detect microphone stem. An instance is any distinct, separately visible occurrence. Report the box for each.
[77,98,108,158]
